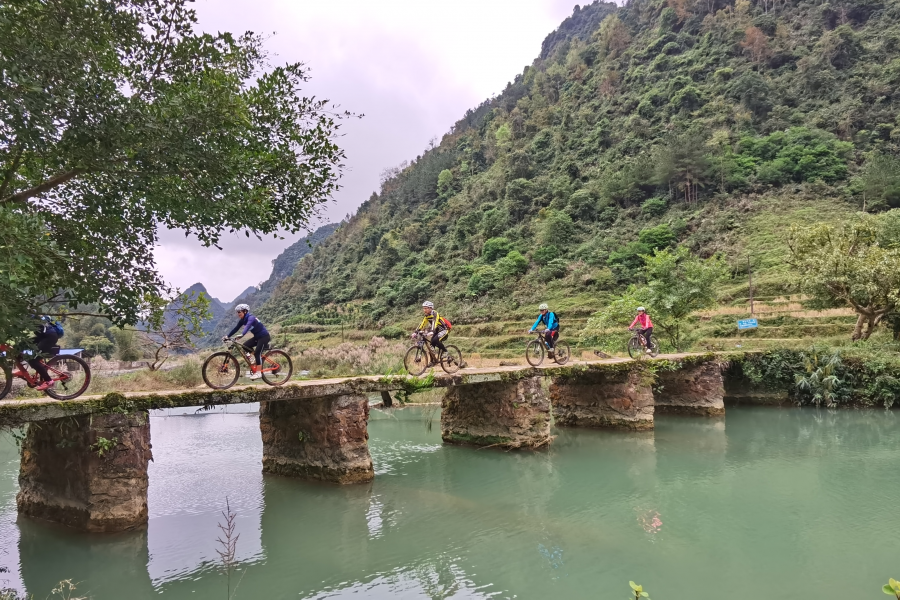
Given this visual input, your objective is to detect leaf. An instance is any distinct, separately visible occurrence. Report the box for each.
[884,584,895,595]
[629,582,641,592]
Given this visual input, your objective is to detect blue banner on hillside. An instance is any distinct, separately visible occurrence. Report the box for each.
[737,319,758,330]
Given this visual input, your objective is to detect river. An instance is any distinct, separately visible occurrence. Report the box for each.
[1,405,898,599]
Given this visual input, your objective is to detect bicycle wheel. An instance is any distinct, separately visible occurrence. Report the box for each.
[525,340,545,367]
[648,338,660,358]
[45,355,91,400]
[554,341,571,365]
[404,346,428,376]
[0,366,11,400]
[261,350,293,386]
[440,345,463,374]
[202,352,240,390]
[627,337,642,359]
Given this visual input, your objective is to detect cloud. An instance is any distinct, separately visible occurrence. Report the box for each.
[155,0,581,300]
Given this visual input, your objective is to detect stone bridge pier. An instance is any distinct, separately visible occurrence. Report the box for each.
[17,411,152,533]
[549,365,655,430]
[653,359,725,416]
[259,395,374,484]
[441,376,552,448]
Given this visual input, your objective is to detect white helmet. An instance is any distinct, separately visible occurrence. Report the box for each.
[422,301,434,309]
[236,303,250,312]
[539,303,549,310]
[636,306,646,312]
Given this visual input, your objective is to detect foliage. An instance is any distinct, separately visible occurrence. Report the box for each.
[884,577,900,599]
[855,153,900,211]
[90,436,118,458]
[788,211,900,340]
[378,325,405,339]
[255,0,900,327]
[629,581,650,600]
[795,349,843,407]
[642,247,728,351]
[0,0,349,341]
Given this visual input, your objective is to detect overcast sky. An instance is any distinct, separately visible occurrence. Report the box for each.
[154,0,581,302]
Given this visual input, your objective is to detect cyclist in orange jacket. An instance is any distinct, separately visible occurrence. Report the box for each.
[629,307,654,354]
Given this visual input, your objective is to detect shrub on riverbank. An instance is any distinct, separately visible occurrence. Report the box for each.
[733,344,900,408]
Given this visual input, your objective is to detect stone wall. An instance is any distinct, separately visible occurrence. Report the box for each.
[259,395,374,484]
[654,361,725,416]
[550,367,654,430]
[441,377,551,448]
[17,411,152,532]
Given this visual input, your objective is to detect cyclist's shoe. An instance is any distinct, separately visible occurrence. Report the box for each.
[35,380,55,391]
[248,372,262,380]
[645,348,652,354]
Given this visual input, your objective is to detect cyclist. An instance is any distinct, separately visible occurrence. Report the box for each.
[527,303,559,357]
[629,307,654,354]
[223,304,270,380]
[23,316,62,391]
[414,301,450,361]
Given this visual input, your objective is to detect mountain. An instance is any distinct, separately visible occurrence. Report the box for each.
[259,0,900,328]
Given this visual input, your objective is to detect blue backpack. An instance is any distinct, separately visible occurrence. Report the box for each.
[51,321,64,337]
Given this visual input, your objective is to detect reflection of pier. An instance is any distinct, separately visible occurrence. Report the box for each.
[0,355,729,533]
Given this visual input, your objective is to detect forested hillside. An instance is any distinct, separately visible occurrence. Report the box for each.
[262,0,900,328]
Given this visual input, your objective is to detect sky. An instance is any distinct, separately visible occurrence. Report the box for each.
[154,0,582,303]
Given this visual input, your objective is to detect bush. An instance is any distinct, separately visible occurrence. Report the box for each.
[482,237,513,262]
[467,266,496,296]
[378,325,405,339]
[496,250,529,279]
[534,244,561,265]
[641,197,668,217]
[165,360,202,388]
[540,258,569,279]
[539,210,576,246]
[638,223,676,249]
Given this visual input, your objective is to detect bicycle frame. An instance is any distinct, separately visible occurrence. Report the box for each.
[0,343,70,387]
[223,339,281,373]
[412,332,441,364]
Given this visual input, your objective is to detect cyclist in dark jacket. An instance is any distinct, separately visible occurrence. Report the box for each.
[29,316,61,391]
[223,304,270,380]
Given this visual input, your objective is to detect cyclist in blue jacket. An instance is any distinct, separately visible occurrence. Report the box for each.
[527,303,559,357]
[223,304,270,380]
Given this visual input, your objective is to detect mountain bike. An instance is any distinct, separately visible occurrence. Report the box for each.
[0,344,92,401]
[525,331,570,367]
[404,331,463,376]
[627,328,660,359]
[202,338,293,390]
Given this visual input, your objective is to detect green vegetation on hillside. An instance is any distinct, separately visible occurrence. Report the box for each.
[262,0,900,348]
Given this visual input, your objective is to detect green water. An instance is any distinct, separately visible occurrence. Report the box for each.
[1,405,898,599]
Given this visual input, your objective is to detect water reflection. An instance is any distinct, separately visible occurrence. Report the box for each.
[1,406,900,599]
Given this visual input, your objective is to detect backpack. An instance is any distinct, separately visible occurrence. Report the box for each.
[51,321,64,337]
[440,316,452,330]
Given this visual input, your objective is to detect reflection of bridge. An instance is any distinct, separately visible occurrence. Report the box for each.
[0,353,732,533]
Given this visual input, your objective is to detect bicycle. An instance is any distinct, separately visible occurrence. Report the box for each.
[0,344,92,401]
[627,328,660,359]
[403,331,463,376]
[525,330,570,367]
[201,338,293,390]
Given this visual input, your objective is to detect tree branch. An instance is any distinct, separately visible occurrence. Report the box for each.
[1,168,85,204]
[0,145,25,200]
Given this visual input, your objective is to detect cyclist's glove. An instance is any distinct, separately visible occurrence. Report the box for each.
[222,336,229,342]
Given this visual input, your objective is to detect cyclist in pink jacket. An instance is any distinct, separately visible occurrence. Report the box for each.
[629,307,654,354]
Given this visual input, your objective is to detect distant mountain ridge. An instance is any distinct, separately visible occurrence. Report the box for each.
[180,223,338,343]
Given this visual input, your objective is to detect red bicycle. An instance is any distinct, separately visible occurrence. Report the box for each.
[0,344,92,401]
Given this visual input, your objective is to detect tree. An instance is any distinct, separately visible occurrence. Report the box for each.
[0,0,349,345]
[641,247,728,351]
[788,211,900,340]
[855,153,900,211]
[587,247,726,351]
[653,134,711,204]
[741,26,771,70]
[128,289,211,371]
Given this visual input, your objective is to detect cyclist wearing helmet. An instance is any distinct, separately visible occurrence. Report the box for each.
[415,301,450,355]
[223,304,270,380]
[527,303,559,356]
[629,307,653,354]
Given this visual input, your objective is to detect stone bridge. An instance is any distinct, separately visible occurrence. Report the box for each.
[0,353,731,533]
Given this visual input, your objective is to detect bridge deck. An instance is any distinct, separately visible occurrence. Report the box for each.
[0,353,721,427]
